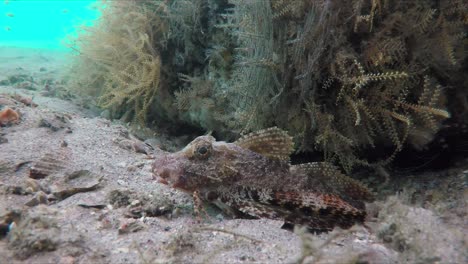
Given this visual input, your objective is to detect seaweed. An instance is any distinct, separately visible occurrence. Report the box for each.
[67,1,166,124]
[218,0,465,171]
[68,0,467,171]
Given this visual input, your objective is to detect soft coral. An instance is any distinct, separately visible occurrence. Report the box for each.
[0,107,20,126]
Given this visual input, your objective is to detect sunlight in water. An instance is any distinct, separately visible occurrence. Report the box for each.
[0,0,99,50]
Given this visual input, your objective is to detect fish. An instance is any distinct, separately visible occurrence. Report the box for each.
[152,127,373,232]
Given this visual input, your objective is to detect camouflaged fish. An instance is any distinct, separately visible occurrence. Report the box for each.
[152,127,373,232]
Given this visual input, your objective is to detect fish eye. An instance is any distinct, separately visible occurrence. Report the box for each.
[194,144,211,158]
[198,146,208,155]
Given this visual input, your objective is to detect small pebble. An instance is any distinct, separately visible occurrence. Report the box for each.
[130,200,141,206]
[118,219,145,234]
[24,191,48,206]
[117,179,126,186]
[0,136,8,144]
[132,141,148,154]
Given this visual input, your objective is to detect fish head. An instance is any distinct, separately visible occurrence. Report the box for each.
[152,127,295,193]
[152,135,238,192]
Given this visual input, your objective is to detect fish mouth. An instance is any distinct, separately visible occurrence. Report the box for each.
[153,162,186,189]
[155,176,168,185]
[154,172,189,192]
[152,156,189,191]
[152,167,180,188]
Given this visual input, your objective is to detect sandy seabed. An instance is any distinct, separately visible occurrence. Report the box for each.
[0,47,466,264]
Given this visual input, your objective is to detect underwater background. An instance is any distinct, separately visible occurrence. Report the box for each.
[0,0,466,263]
[0,0,98,50]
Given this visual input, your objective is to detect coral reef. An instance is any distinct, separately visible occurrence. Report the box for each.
[69,0,467,171]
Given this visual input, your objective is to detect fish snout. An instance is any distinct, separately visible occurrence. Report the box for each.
[152,155,186,188]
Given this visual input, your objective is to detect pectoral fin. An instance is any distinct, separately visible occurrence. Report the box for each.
[291,162,374,206]
[213,186,366,232]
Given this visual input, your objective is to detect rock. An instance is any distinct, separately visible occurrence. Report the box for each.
[24,179,43,192]
[115,139,133,150]
[24,191,48,207]
[356,244,399,264]
[7,206,60,259]
[4,74,31,85]
[50,170,103,200]
[118,219,145,234]
[107,189,135,208]
[144,138,162,149]
[132,141,149,154]
[0,209,22,239]
[29,153,66,179]
[15,81,36,90]
[29,166,49,179]
[4,185,32,195]
[11,94,37,107]
[100,109,111,119]
[38,114,69,132]
[126,194,176,218]
[0,135,8,144]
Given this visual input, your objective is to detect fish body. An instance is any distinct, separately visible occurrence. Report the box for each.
[152,127,373,232]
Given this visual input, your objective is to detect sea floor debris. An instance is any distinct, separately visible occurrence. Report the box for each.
[0,47,466,263]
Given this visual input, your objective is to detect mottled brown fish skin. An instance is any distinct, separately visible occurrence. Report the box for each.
[152,128,373,232]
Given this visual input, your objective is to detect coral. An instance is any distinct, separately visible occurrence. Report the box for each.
[0,107,20,125]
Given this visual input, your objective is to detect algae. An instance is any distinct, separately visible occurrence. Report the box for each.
[68,0,467,172]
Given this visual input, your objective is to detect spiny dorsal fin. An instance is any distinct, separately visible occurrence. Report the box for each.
[292,162,374,203]
[235,127,294,161]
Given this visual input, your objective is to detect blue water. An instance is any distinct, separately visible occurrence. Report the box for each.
[0,0,99,50]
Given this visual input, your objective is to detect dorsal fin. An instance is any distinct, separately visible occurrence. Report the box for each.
[235,127,294,161]
[291,162,374,204]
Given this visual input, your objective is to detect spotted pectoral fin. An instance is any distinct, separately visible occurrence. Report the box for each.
[234,127,294,161]
[240,191,366,232]
[234,200,290,220]
[214,186,366,232]
[274,191,366,232]
[291,162,374,204]
[209,194,286,220]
